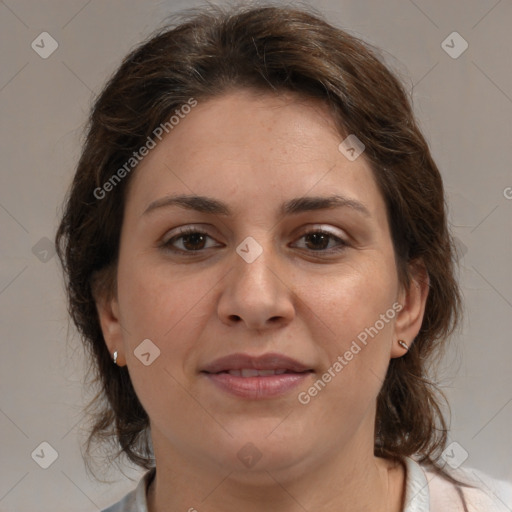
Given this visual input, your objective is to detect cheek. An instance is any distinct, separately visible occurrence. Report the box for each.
[294,254,398,403]
[117,267,168,340]
[116,258,214,358]
[298,255,398,344]
[115,261,215,422]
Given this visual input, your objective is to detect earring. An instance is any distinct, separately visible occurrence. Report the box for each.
[398,339,409,351]
[112,350,118,365]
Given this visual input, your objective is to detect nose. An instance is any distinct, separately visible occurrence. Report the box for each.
[217,239,296,331]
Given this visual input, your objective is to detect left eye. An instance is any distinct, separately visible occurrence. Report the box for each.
[292,230,347,252]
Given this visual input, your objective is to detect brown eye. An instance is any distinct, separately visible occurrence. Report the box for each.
[294,229,347,253]
[163,228,220,253]
[180,232,207,251]
[304,232,330,250]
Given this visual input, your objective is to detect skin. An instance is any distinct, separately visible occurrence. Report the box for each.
[96,89,429,512]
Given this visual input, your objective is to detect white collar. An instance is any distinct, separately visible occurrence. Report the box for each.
[403,456,430,511]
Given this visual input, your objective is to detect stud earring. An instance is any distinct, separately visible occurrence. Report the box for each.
[397,339,409,351]
[112,350,118,365]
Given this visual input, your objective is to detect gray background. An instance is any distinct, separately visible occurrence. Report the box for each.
[0,0,511,510]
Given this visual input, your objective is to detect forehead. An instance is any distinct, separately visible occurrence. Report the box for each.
[125,89,385,220]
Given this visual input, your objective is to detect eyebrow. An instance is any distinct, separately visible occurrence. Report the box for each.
[142,193,371,218]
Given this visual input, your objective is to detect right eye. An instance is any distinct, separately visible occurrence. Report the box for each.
[161,227,223,253]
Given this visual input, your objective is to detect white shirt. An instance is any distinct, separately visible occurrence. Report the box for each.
[102,457,512,511]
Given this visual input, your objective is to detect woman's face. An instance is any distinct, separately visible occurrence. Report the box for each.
[98,90,426,478]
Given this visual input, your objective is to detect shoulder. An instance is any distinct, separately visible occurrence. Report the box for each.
[408,457,512,512]
[101,469,155,512]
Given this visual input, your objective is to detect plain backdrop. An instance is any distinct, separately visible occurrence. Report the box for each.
[0,0,511,510]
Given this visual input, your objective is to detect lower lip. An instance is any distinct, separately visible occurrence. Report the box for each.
[203,372,312,399]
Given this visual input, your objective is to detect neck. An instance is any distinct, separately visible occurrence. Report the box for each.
[146,429,405,512]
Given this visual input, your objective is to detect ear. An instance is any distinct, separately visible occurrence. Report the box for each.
[391,259,430,358]
[92,271,126,366]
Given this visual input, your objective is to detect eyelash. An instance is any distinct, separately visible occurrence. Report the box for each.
[160,226,348,255]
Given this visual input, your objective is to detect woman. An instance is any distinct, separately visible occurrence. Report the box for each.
[55,5,512,512]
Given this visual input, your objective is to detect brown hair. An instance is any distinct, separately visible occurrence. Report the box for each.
[55,3,464,483]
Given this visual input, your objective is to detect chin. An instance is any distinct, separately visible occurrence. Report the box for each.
[200,421,315,479]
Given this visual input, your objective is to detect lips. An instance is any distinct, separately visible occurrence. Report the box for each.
[201,353,313,399]
[223,368,288,377]
[201,352,312,375]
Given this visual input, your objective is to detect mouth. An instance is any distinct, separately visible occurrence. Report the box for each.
[214,368,300,377]
[200,353,314,399]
